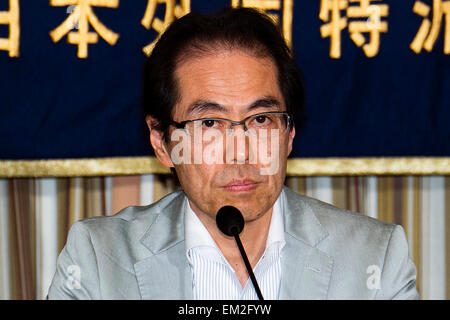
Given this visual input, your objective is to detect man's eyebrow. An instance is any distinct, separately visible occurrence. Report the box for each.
[187,100,227,115]
[186,96,282,115]
[247,96,282,111]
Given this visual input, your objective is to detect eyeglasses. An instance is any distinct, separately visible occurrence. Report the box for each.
[169,111,292,136]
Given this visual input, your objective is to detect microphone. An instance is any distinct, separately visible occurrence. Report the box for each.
[216,206,264,300]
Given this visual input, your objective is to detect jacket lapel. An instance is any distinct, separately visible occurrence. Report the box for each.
[133,192,193,299]
[132,187,334,300]
[279,187,334,299]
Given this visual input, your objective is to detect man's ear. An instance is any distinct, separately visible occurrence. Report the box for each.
[145,115,174,168]
[287,125,295,156]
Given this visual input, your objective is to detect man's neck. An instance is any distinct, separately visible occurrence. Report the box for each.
[189,201,274,286]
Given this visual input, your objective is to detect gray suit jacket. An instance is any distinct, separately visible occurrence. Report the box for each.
[48,186,419,299]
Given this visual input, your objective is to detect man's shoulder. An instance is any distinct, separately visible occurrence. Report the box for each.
[72,190,185,242]
[283,187,418,300]
[283,186,396,239]
[283,186,403,278]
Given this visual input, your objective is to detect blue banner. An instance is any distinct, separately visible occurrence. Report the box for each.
[0,0,449,160]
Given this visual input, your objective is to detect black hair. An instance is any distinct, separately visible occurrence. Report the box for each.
[142,7,305,141]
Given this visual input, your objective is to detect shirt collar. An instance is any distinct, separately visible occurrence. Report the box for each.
[184,191,285,256]
[265,194,285,249]
[184,198,218,252]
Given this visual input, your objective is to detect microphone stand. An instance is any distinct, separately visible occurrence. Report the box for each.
[230,226,264,301]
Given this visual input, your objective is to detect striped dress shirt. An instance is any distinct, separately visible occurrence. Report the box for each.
[184,195,286,300]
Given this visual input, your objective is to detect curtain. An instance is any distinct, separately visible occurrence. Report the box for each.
[0,175,449,299]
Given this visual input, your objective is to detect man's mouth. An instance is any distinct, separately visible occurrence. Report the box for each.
[222,179,259,192]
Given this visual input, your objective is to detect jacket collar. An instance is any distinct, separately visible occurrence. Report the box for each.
[134,191,192,299]
[139,191,186,254]
[279,186,334,299]
[137,187,330,255]
[134,187,334,300]
[282,186,329,247]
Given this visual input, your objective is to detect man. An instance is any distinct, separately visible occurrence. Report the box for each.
[48,8,418,299]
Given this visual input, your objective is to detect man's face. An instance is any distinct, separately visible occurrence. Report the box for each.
[150,49,295,224]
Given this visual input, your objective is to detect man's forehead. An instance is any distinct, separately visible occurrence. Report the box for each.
[173,49,279,88]
[172,50,284,118]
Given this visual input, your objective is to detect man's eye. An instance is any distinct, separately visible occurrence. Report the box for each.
[254,115,270,125]
[202,119,218,128]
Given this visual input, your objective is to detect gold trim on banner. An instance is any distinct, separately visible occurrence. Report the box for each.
[0,157,170,177]
[286,157,450,176]
[0,157,450,178]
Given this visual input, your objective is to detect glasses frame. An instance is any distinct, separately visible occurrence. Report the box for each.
[169,111,292,133]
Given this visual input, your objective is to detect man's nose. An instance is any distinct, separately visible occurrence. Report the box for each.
[225,127,252,164]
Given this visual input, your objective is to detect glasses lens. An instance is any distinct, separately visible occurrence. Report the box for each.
[182,119,229,145]
[179,114,289,146]
[189,119,230,132]
[246,113,289,131]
